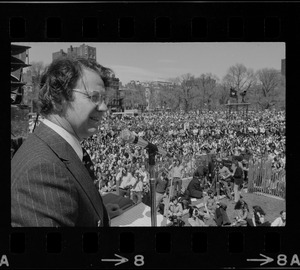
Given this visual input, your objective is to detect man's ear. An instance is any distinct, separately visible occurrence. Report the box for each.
[51,99,63,113]
[51,97,66,114]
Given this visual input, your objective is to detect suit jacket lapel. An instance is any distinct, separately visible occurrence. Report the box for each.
[34,122,104,220]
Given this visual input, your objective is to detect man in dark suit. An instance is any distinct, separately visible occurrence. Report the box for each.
[11,56,113,227]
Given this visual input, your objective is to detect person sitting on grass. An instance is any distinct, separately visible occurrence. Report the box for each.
[214,201,231,227]
[204,189,218,217]
[177,195,191,216]
[232,199,249,227]
[187,206,209,227]
[186,175,204,199]
[168,196,183,219]
[271,210,286,227]
[193,160,209,185]
[168,196,184,226]
[249,205,271,227]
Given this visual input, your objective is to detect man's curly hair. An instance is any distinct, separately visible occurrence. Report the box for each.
[38,56,114,116]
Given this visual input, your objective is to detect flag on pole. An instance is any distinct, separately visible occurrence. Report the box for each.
[230,87,237,98]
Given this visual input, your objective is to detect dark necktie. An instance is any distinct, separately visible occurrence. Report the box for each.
[82,147,97,181]
[82,147,110,227]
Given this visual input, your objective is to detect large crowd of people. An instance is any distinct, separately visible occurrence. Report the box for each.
[80,109,285,227]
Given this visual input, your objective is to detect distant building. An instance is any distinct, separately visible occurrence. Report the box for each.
[67,44,96,60]
[52,44,96,61]
[152,80,173,86]
[141,82,149,87]
[52,49,67,61]
[109,76,120,90]
[127,80,174,88]
[107,76,121,111]
[281,59,285,76]
[111,79,175,112]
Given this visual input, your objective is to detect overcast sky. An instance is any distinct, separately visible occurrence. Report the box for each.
[15,42,285,85]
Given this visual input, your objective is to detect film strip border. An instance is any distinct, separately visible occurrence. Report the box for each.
[2,2,298,41]
[8,13,284,40]
[1,1,299,269]
[1,229,300,268]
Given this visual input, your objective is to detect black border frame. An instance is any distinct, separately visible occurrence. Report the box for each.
[1,1,298,269]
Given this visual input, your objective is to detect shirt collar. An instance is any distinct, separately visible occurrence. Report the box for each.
[42,118,83,161]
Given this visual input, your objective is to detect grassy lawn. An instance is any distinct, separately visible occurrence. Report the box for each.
[220,190,285,224]
[179,179,285,226]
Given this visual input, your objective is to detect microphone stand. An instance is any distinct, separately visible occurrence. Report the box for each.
[146,144,158,227]
[119,129,169,226]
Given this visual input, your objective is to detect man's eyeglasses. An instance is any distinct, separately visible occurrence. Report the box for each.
[73,79,108,106]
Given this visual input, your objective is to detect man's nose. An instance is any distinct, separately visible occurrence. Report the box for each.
[96,101,107,111]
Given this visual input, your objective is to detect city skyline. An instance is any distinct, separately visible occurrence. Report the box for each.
[16,42,285,85]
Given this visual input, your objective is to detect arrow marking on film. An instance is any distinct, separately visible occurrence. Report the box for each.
[247,253,274,266]
[101,254,129,266]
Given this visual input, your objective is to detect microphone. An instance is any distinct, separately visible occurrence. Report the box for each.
[120,129,168,226]
[119,129,168,157]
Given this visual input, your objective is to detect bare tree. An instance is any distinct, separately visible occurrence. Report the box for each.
[254,68,284,110]
[158,83,181,111]
[223,63,256,103]
[168,73,203,112]
[217,83,230,106]
[179,73,197,112]
[257,68,281,96]
[156,85,172,109]
[157,73,220,112]
[123,82,147,110]
[25,61,46,111]
[197,73,218,110]
[158,78,179,111]
[29,61,45,82]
